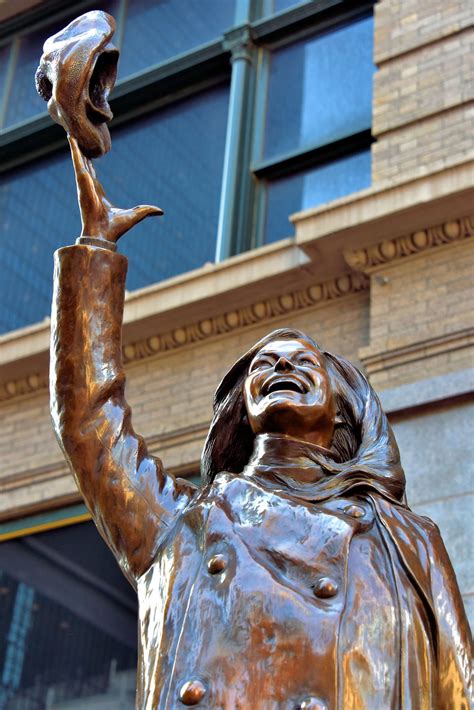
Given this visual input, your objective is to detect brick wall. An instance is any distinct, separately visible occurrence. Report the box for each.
[0,291,369,516]
[372,0,474,183]
[359,239,474,388]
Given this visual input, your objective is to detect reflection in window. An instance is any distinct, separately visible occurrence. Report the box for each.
[264,16,374,160]
[0,521,137,709]
[119,0,236,77]
[0,83,229,334]
[264,150,371,244]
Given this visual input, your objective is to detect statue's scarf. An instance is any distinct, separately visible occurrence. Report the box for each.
[242,432,406,506]
[242,432,440,707]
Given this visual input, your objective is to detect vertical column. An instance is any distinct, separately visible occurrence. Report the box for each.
[215,24,257,261]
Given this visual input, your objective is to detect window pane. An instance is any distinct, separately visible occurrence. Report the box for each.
[0,521,137,708]
[264,149,371,244]
[263,0,312,16]
[264,16,374,160]
[120,0,236,77]
[99,84,229,292]
[0,84,229,334]
[4,1,120,129]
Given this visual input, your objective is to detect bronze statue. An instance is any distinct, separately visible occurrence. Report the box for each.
[41,11,472,709]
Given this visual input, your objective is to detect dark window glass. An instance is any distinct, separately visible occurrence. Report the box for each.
[264,16,374,160]
[4,1,121,129]
[0,83,228,334]
[119,0,236,77]
[0,521,137,708]
[264,149,371,244]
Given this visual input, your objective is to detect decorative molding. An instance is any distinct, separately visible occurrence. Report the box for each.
[0,271,368,402]
[121,271,369,365]
[344,215,474,273]
[0,371,48,403]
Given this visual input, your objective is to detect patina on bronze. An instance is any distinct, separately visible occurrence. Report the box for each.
[44,12,472,710]
[36,11,120,159]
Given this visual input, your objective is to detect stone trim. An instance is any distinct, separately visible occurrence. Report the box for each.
[360,328,474,376]
[344,215,474,274]
[378,367,474,414]
[0,271,368,402]
[0,371,48,403]
[122,271,368,364]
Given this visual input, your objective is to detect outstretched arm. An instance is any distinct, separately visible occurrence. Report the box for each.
[50,138,197,585]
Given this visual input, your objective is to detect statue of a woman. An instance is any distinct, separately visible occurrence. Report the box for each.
[45,11,471,710]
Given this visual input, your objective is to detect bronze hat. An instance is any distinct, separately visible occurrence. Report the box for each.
[35,11,119,158]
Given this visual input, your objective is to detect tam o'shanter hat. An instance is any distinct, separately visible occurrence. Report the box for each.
[35,11,119,158]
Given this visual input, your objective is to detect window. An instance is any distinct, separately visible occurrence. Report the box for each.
[0,0,375,331]
[254,13,374,244]
[0,515,138,708]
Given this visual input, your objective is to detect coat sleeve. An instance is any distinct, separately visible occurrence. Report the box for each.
[427,524,473,706]
[50,244,197,585]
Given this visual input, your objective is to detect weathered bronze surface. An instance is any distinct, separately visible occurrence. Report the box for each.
[45,12,472,710]
[36,11,119,158]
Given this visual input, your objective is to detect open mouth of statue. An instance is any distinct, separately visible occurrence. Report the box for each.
[263,378,307,395]
[86,48,119,125]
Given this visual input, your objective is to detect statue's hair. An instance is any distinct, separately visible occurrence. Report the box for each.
[201,328,406,503]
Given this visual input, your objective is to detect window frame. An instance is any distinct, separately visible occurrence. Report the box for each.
[0,0,375,274]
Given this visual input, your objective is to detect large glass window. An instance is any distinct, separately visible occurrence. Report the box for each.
[0,520,138,709]
[264,17,374,160]
[265,149,371,243]
[0,0,375,329]
[119,0,236,77]
[256,14,374,244]
[0,83,229,334]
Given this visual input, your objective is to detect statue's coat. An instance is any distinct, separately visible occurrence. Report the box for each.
[50,244,472,709]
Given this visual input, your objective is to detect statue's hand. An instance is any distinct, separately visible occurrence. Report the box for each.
[68,135,163,243]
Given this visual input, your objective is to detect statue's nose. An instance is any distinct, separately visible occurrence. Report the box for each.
[274,356,294,372]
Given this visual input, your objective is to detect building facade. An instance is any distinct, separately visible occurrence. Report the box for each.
[0,0,472,706]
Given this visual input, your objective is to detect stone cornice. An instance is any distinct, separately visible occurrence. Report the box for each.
[344,215,474,274]
[122,271,368,364]
[0,271,368,401]
[360,327,474,376]
[0,371,49,402]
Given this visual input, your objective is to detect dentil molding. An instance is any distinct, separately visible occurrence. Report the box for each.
[344,215,474,273]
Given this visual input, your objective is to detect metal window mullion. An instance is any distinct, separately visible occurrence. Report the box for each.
[215,25,258,261]
[249,45,271,250]
[0,37,20,130]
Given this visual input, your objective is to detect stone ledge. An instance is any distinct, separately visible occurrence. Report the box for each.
[292,159,474,265]
[360,328,474,376]
[379,367,474,414]
[0,238,310,383]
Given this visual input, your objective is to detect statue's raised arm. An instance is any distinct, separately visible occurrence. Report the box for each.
[42,11,196,585]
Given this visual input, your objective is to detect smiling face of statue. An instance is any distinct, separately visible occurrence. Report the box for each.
[243,338,336,449]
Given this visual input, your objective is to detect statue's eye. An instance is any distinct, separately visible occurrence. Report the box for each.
[250,358,272,372]
[299,356,318,367]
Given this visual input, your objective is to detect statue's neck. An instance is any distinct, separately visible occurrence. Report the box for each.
[243,432,331,484]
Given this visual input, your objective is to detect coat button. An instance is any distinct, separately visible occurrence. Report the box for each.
[207,553,227,574]
[298,696,328,709]
[313,577,338,599]
[179,679,206,705]
[343,503,365,519]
